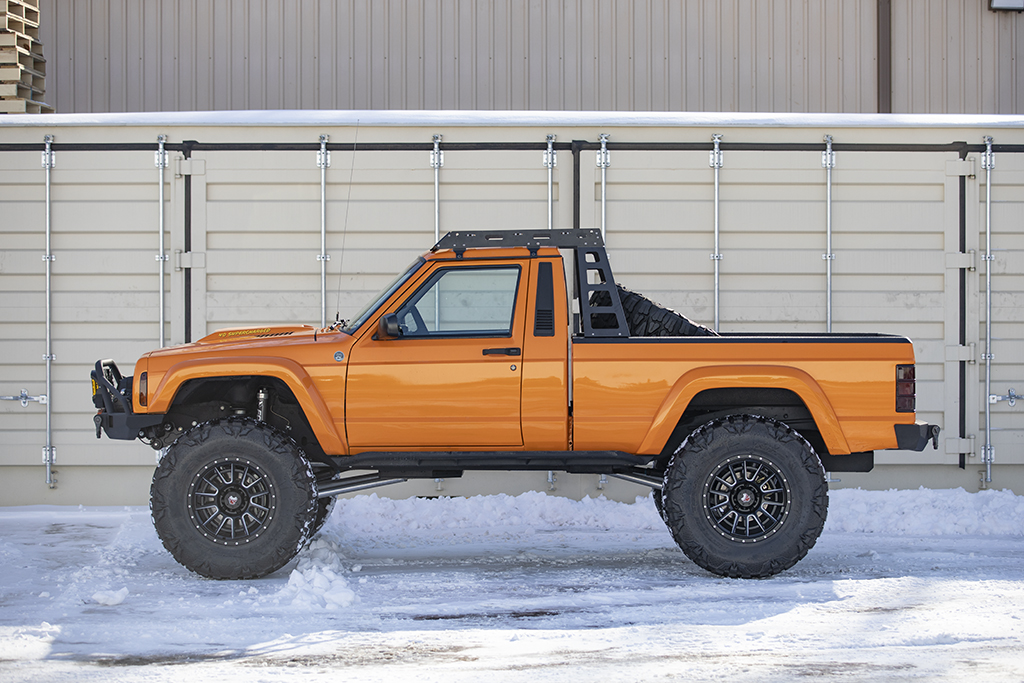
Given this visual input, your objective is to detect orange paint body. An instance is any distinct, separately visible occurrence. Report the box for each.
[133,247,915,458]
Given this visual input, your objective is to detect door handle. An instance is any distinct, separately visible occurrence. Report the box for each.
[482,347,521,356]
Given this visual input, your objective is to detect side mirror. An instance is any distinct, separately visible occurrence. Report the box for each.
[378,313,401,339]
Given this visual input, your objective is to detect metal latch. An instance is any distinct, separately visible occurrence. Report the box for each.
[1,389,47,407]
[175,251,206,271]
[990,388,1018,407]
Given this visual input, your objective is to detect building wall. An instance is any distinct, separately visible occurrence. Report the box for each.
[36,0,1024,115]
[0,112,1021,505]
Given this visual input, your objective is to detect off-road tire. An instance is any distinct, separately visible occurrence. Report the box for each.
[616,286,717,337]
[652,489,668,523]
[590,285,717,337]
[150,418,317,580]
[662,415,828,579]
[310,496,336,537]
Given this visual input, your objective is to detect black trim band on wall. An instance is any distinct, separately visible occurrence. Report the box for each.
[2,141,1022,154]
[182,142,195,344]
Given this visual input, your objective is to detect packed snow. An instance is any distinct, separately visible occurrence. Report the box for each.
[1,487,1023,682]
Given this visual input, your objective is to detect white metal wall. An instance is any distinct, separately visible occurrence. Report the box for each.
[0,116,1021,506]
[35,0,1021,116]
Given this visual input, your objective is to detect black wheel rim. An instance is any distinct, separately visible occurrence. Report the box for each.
[702,454,791,543]
[187,457,276,545]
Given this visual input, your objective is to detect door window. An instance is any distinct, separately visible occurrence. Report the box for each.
[397,266,521,337]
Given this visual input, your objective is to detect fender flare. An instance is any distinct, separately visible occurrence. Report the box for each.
[636,365,851,456]
[147,356,345,454]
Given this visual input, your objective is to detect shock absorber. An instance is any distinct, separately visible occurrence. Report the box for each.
[256,387,269,423]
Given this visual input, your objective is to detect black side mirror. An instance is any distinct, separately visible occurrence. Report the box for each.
[378,313,401,339]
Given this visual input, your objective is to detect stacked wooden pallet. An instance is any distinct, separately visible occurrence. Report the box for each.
[1,0,51,114]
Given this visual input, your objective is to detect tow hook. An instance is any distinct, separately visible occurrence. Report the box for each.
[930,425,941,450]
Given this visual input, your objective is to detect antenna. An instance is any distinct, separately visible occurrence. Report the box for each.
[334,121,360,325]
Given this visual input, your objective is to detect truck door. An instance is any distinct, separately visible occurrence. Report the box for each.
[346,261,528,448]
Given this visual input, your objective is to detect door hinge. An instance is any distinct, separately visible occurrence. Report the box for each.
[175,251,206,271]
[945,436,976,456]
[945,250,976,271]
[945,343,976,364]
[945,158,976,178]
[175,158,206,177]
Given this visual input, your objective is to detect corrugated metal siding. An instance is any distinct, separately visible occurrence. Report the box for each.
[891,0,1023,114]
[39,0,881,114]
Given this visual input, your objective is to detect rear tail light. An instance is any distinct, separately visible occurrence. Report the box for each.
[896,364,915,413]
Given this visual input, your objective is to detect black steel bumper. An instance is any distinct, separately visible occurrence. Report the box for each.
[894,422,941,451]
[91,359,162,441]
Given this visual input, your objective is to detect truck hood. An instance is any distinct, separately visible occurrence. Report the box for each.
[194,325,317,345]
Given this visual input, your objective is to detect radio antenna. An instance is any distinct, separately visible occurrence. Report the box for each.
[334,120,359,325]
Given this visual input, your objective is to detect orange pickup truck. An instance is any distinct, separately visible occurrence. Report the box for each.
[92,229,939,581]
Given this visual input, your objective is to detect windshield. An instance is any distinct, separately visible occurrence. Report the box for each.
[342,257,425,334]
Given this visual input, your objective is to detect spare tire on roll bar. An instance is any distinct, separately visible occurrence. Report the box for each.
[590,285,718,338]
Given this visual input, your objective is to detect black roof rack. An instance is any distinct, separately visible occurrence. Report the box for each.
[431,228,628,338]
[432,229,604,256]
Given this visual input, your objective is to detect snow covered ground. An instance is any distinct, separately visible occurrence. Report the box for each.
[2,487,1024,682]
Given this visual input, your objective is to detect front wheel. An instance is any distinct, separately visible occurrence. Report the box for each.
[150,418,317,580]
[661,415,828,579]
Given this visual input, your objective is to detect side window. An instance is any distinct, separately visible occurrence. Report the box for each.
[397,267,521,337]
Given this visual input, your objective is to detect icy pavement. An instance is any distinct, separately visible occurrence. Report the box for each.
[1,488,1023,682]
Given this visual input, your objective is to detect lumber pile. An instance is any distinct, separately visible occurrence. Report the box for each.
[1,0,51,114]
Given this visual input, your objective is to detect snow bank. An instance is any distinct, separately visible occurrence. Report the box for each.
[825,487,1024,536]
[326,490,664,536]
[318,487,1024,541]
[271,537,357,610]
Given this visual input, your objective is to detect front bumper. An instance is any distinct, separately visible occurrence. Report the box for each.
[894,422,941,451]
[91,359,162,441]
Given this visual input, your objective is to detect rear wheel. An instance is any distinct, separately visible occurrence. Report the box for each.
[661,415,828,578]
[150,418,317,580]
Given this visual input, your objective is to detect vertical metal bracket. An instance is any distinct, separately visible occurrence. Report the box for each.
[430,134,444,169]
[41,135,55,169]
[543,134,557,169]
[596,133,611,169]
[318,134,331,328]
[155,135,169,169]
[823,135,836,332]
[598,134,610,238]
[157,135,168,348]
[432,134,443,244]
[709,133,724,169]
[982,135,996,486]
[822,135,837,169]
[710,133,723,331]
[42,134,56,489]
[545,134,556,230]
[981,137,995,171]
[317,134,331,169]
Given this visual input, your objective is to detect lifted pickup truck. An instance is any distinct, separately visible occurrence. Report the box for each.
[93,229,939,580]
